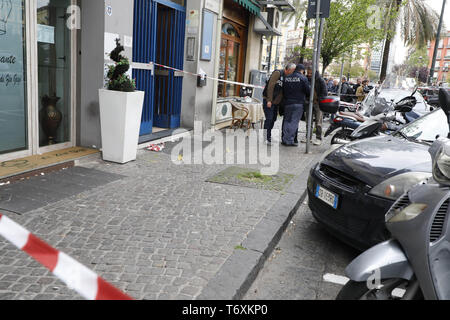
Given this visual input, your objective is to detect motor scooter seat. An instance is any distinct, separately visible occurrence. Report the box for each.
[338,111,365,122]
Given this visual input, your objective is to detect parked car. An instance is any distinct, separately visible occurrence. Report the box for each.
[307,107,449,250]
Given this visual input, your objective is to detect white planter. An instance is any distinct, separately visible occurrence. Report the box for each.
[98,89,145,164]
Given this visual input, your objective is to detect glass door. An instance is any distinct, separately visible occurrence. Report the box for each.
[36,0,72,148]
[0,0,28,155]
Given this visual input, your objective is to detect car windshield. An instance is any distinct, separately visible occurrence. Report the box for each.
[361,74,426,117]
[396,109,449,143]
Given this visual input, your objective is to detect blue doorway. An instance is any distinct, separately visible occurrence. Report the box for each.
[133,0,186,137]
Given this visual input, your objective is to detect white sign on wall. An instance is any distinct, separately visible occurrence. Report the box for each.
[205,0,220,14]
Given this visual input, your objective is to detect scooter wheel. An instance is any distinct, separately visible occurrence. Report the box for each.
[331,129,353,145]
[336,279,422,300]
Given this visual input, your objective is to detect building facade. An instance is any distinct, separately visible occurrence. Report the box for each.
[428,30,450,84]
[0,0,288,162]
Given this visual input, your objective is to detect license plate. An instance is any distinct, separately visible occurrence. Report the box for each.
[315,185,339,209]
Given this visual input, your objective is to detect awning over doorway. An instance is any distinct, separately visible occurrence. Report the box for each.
[233,0,261,15]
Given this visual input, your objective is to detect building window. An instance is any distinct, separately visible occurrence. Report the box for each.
[0,0,28,155]
[218,19,246,98]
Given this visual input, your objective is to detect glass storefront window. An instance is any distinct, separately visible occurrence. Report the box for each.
[0,0,28,154]
[37,0,71,147]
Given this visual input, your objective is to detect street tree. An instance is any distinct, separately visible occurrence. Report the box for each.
[282,0,311,64]
[282,0,308,30]
[320,0,385,74]
[379,0,440,82]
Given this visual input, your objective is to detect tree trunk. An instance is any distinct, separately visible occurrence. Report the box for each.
[299,19,310,64]
[379,38,391,82]
[379,0,402,82]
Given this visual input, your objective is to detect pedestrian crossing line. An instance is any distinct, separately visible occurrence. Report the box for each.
[0,213,133,300]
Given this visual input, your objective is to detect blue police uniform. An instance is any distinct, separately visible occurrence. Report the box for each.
[282,71,311,145]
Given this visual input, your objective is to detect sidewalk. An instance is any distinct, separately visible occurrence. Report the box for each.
[0,120,331,300]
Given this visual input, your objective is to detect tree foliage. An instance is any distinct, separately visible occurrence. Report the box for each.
[320,0,385,74]
[282,0,308,30]
[379,0,440,81]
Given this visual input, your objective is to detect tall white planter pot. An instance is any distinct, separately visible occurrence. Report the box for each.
[98,89,145,164]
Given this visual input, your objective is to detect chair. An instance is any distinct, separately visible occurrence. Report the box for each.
[230,103,250,130]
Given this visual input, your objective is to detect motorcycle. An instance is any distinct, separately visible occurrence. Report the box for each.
[336,88,450,300]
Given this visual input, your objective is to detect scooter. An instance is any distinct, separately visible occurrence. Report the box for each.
[323,93,421,145]
[347,95,420,142]
[336,88,450,300]
[322,100,366,145]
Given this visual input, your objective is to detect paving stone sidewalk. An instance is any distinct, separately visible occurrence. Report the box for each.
[0,120,331,300]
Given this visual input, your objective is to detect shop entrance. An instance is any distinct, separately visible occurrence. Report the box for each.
[132,0,186,138]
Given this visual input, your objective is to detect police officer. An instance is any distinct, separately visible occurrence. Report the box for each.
[262,64,296,144]
[282,63,311,146]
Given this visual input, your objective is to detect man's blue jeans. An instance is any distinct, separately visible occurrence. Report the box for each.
[263,99,279,142]
[282,104,304,145]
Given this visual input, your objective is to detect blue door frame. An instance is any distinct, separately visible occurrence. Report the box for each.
[133,0,186,136]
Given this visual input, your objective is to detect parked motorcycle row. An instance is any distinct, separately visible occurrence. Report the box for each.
[306,74,450,300]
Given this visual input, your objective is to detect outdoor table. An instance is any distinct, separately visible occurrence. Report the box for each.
[229,98,265,130]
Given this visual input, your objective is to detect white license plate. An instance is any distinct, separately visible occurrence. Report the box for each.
[315,185,339,209]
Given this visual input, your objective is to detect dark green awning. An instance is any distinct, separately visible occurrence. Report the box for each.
[233,0,261,15]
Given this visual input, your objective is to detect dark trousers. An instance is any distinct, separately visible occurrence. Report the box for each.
[263,99,278,142]
[282,104,304,145]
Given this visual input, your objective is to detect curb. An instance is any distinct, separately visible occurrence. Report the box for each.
[197,156,319,300]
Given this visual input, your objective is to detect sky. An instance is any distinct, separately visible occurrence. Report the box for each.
[394,0,450,65]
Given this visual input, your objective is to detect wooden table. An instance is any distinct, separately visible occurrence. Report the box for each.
[229,99,265,130]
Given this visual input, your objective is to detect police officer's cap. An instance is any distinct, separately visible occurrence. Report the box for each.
[296,64,306,72]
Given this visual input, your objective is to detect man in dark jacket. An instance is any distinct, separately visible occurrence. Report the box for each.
[262,64,296,144]
[340,77,354,102]
[281,64,311,146]
[304,68,327,145]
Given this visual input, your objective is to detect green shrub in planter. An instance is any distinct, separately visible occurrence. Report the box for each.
[106,39,136,92]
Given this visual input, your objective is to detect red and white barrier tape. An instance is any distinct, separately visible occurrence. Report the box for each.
[0,213,133,300]
[147,143,165,152]
[152,62,266,90]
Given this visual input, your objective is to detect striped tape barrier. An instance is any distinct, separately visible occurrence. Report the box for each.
[0,213,133,300]
[151,62,266,90]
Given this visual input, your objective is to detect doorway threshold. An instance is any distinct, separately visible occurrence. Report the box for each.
[0,147,99,183]
[138,127,193,146]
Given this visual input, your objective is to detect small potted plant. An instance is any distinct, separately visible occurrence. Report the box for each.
[98,38,144,163]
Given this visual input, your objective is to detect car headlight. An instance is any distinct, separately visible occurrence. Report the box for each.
[387,203,428,223]
[369,172,432,200]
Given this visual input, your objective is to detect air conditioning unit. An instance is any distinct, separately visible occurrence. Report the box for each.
[215,100,233,123]
[254,7,282,35]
